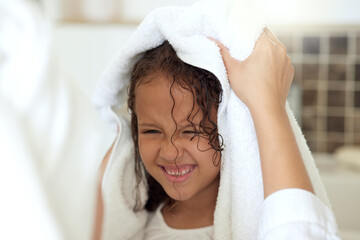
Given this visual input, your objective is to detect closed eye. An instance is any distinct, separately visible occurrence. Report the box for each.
[184,130,201,141]
[183,131,199,134]
[142,129,161,134]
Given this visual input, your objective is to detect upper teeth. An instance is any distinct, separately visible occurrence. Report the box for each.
[165,168,191,176]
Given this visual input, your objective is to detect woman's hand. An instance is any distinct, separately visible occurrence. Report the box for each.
[210,28,294,113]
[210,29,314,198]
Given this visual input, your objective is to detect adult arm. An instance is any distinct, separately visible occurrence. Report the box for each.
[211,28,314,199]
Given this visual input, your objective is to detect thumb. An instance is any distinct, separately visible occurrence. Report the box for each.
[207,37,236,72]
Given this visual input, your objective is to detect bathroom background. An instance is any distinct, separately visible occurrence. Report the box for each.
[43,0,360,153]
[1,0,359,239]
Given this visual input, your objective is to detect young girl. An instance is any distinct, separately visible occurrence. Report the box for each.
[93,28,339,239]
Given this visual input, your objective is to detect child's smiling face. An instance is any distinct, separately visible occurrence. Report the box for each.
[135,72,221,202]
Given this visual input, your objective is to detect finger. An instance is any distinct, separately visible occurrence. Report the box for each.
[207,37,229,56]
[253,30,276,53]
[208,37,235,70]
[254,31,271,46]
[263,27,279,45]
[289,63,295,83]
[285,58,295,86]
[264,28,289,51]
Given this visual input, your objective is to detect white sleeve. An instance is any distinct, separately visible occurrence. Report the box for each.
[257,188,341,240]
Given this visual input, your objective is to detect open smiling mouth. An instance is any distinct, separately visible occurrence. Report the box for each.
[159,164,197,183]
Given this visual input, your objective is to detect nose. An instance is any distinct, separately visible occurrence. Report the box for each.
[159,137,183,161]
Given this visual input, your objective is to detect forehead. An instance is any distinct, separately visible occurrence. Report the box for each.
[134,73,200,124]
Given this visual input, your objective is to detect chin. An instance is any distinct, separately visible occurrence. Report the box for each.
[163,187,193,201]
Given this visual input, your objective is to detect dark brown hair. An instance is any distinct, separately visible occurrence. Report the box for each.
[127,41,223,212]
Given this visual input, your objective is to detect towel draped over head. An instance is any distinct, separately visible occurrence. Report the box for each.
[92,0,331,239]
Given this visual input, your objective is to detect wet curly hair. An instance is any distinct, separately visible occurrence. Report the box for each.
[127,40,223,212]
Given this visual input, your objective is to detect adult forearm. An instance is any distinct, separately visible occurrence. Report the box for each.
[250,106,314,199]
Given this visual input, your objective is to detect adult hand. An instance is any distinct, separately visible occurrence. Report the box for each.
[210,29,313,198]
[210,28,294,113]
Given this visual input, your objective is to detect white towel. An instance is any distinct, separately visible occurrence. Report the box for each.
[93,0,332,239]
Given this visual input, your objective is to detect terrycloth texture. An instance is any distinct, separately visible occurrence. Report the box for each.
[93,0,333,239]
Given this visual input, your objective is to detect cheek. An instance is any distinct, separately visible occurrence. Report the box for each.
[138,137,157,167]
[188,137,221,165]
[189,135,215,153]
[199,148,221,177]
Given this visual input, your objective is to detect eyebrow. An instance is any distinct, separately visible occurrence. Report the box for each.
[138,123,159,128]
[181,123,198,128]
[179,118,200,126]
[138,122,200,128]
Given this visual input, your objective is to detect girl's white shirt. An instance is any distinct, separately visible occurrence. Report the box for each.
[145,204,213,240]
[145,188,340,240]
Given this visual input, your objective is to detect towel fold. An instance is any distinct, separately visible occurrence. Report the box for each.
[93,0,332,239]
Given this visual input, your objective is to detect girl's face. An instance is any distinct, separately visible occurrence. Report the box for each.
[135,73,221,202]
